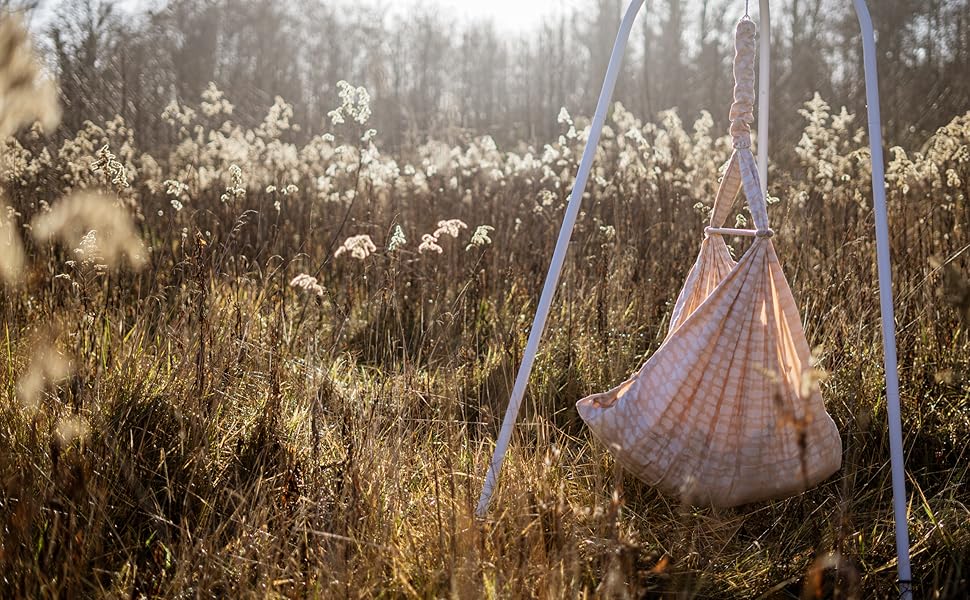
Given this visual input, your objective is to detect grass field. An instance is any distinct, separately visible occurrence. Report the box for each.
[1,20,969,598]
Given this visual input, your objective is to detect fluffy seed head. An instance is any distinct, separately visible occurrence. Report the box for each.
[290,273,325,298]
[31,191,147,270]
[433,219,467,239]
[418,234,442,254]
[334,234,377,260]
[17,342,73,413]
[387,225,407,252]
[0,16,61,138]
[0,199,25,285]
[465,225,494,251]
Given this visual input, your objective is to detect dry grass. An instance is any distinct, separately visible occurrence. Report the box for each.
[0,29,967,597]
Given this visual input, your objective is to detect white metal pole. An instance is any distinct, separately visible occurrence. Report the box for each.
[475,0,647,517]
[852,1,913,597]
[757,0,770,192]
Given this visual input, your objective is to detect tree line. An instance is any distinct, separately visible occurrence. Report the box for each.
[33,0,970,152]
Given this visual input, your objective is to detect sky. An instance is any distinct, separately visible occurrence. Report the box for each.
[396,0,585,32]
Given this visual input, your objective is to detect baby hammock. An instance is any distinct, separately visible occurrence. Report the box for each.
[577,18,842,507]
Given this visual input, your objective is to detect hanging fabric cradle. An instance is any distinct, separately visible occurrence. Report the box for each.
[576,18,842,507]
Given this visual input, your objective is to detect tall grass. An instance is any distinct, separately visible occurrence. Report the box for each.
[0,31,968,597]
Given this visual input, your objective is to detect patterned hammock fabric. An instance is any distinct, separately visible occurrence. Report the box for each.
[576,18,842,507]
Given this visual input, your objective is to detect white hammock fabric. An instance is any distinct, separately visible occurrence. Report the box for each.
[576,18,842,507]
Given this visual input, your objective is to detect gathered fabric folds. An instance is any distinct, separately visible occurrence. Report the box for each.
[576,18,842,507]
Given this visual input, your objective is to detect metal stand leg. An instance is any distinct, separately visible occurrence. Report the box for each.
[852,2,913,597]
[475,0,647,517]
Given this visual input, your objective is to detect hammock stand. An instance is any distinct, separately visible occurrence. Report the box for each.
[474,1,913,598]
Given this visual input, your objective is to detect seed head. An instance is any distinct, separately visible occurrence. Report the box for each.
[0,200,24,285]
[418,234,443,254]
[0,16,61,138]
[334,234,377,260]
[387,225,407,253]
[289,273,325,298]
[32,191,147,270]
[465,225,494,251]
[433,219,468,239]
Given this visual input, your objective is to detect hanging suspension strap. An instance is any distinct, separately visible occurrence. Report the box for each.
[706,17,771,239]
[729,17,757,148]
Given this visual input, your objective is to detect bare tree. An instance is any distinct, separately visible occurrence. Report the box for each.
[32,0,970,151]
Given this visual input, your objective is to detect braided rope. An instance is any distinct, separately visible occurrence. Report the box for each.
[709,17,769,233]
[729,18,757,147]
